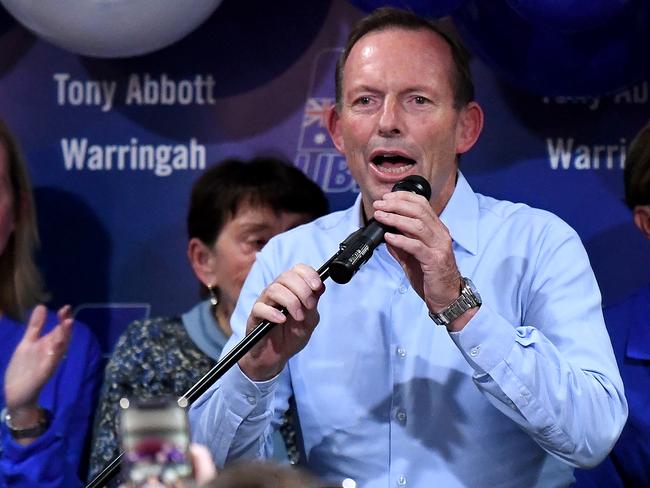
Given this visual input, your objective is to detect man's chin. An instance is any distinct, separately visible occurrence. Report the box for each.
[374,179,406,197]
[361,186,393,214]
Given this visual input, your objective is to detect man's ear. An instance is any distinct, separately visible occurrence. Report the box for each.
[633,205,650,240]
[455,101,484,155]
[327,105,345,154]
[187,238,217,287]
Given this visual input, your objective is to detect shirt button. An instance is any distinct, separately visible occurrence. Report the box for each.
[396,346,407,358]
[397,475,407,486]
[246,395,256,405]
[398,285,407,294]
[470,345,480,357]
[396,409,407,424]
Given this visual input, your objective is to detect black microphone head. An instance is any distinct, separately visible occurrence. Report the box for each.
[391,175,431,200]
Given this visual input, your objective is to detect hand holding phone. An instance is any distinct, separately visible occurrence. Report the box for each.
[119,397,194,488]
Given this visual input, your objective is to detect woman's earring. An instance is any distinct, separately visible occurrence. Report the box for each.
[207,284,218,307]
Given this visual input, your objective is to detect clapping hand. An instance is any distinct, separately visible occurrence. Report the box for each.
[4,304,73,413]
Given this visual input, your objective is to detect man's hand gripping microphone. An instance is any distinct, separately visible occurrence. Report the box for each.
[329,175,432,284]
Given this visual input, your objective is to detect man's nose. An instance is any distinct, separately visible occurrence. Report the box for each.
[377,98,402,137]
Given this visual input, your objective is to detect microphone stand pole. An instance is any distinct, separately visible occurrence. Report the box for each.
[86,236,359,488]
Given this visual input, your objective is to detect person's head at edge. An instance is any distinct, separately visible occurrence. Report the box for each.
[205,460,319,488]
[624,120,650,240]
[327,7,484,219]
[0,117,47,321]
[186,158,329,336]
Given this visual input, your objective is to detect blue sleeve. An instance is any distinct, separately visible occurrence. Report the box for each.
[1,318,103,488]
[449,221,627,468]
[575,287,650,486]
[189,253,292,468]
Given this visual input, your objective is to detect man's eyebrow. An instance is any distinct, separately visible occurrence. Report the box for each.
[347,84,381,94]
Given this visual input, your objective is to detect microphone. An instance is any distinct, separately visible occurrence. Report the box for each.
[329,175,432,284]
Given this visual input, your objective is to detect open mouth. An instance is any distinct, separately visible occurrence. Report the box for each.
[371,154,416,174]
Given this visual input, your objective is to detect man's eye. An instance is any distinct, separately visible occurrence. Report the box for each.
[355,96,371,105]
[414,96,428,104]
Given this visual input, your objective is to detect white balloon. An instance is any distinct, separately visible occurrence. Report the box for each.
[0,0,222,58]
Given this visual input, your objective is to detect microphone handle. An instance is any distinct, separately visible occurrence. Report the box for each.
[328,219,389,284]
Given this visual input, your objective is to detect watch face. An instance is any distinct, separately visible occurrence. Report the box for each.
[464,278,482,303]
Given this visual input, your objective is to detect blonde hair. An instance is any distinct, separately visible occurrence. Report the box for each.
[0,117,47,320]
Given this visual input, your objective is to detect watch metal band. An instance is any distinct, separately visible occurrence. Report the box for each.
[428,277,481,326]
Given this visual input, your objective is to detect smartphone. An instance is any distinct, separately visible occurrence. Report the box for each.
[119,397,193,488]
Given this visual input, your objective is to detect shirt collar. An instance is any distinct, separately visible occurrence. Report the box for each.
[439,171,479,255]
[350,193,365,229]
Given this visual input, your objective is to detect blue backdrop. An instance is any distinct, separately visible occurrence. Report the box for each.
[0,0,648,355]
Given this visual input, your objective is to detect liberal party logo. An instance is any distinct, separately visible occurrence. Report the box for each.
[295,48,358,195]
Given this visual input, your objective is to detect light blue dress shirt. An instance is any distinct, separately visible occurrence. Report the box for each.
[190,173,627,488]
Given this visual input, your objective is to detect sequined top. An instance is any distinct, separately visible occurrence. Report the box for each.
[87,301,226,483]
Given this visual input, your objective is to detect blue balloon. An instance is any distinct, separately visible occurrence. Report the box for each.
[349,0,468,18]
[453,0,650,96]
[505,0,631,32]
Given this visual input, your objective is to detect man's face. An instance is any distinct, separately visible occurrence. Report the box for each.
[329,27,481,217]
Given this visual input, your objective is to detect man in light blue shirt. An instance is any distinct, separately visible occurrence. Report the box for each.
[190,8,627,487]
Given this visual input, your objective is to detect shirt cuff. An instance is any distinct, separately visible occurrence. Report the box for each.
[448,303,517,374]
[221,363,280,419]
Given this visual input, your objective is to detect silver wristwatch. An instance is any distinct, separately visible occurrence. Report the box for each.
[1,407,51,439]
[428,277,482,326]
